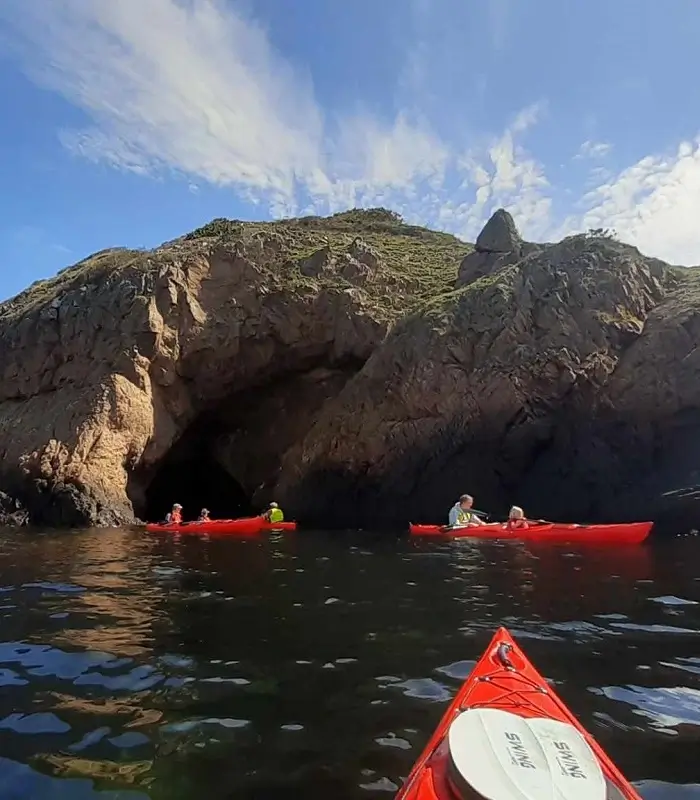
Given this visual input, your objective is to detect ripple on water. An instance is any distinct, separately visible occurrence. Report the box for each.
[434,660,475,680]
[22,582,86,594]
[108,732,150,749]
[358,776,400,792]
[0,756,149,799]
[659,657,700,677]
[0,643,133,681]
[161,718,250,733]
[390,678,452,702]
[547,620,621,639]
[0,667,28,687]
[375,733,412,750]
[597,685,700,734]
[650,596,699,607]
[637,780,700,798]
[74,665,164,691]
[609,622,698,635]
[0,712,70,734]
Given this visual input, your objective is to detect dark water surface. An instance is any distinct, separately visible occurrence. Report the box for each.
[0,528,699,799]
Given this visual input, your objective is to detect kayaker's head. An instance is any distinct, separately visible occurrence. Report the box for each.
[172,503,182,510]
[459,494,473,509]
[201,508,209,515]
[269,501,279,508]
[509,505,525,520]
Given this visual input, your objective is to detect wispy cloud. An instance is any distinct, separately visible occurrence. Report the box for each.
[450,103,551,240]
[576,140,612,160]
[563,139,700,265]
[0,0,545,230]
[487,0,512,53]
[3,0,700,265]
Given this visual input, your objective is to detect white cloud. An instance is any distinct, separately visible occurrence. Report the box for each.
[1,0,548,235]
[4,0,700,265]
[454,104,551,240]
[563,138,700,265]
[6,0,323,210]
[576,140,612,160]
[1,0,452,218]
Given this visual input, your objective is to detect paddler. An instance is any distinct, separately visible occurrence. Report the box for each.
[505,505,529,531]
[448,494,481,527]
[165,503,183,524]
[198,508,211,522]
[263,501,284,523]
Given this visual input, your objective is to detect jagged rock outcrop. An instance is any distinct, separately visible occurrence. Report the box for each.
[273,216,700,534]
[0,491,29,527]
[0,209,467,526]
[456,209,541,287]
[2,206,700,532]
[475,208,522,253]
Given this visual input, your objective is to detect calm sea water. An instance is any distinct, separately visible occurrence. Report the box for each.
[0,528,698,799]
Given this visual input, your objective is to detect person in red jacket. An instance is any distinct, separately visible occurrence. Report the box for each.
[165,503,183,524]
[505,505,529,531]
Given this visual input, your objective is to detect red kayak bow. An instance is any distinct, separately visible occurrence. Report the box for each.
[396,627,641,800]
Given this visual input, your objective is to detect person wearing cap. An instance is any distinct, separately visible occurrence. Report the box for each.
[198,508,211,522]
[165,503,183,524]
[263,501,284,524]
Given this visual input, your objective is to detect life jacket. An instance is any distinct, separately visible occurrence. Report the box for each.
[457,509,475,525]
[171,511,182,524]
[269,507,284,523]
[506,518,528,531]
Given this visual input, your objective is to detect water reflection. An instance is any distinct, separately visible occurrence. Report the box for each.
[0,529,697,798]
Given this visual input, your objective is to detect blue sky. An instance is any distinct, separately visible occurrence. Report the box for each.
[1,0,700,301]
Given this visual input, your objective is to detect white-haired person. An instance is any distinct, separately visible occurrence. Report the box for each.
[505,505,529,532]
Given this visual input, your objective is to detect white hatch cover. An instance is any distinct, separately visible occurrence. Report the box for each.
[446,707,606,800]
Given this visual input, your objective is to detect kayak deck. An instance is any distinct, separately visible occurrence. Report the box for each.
[409,520,652,544]
[396,626,641,800]
[145,516,297,535]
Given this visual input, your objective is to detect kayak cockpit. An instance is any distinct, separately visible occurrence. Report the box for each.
[444,708,607,800]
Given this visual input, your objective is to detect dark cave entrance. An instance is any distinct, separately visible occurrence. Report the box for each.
[142,417,252,523]
[137,362,367,524]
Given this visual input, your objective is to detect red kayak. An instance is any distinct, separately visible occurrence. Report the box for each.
[396,627,641,800]
[408,521,652,544]
[145,516,297,535]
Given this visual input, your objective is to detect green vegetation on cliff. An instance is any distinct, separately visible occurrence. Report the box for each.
[184,208,472,312]
[1,208,472,324]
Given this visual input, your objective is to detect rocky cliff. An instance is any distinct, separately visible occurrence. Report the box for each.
[1,208,699,532]
[0,209,468,526]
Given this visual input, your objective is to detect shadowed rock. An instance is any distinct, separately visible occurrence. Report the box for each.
[456,209,539,288]
[475,208,522,253]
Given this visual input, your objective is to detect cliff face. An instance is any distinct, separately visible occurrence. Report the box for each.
[273,218,700,533]
[1,207,699,532]
[0,210,468,525]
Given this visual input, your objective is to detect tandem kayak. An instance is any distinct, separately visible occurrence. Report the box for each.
[408,520,652,544]
[145,516,297,535]
[396,626,641,800]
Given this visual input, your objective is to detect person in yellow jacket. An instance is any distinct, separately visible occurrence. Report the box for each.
[263,502,284,523]
[447,494,481,527]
